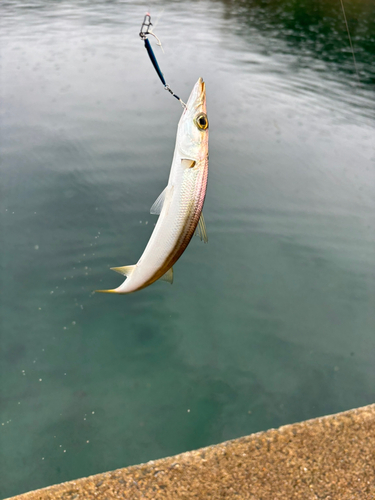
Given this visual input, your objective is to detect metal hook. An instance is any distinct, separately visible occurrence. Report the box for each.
[139,13,163,51]
[148,30,164,52]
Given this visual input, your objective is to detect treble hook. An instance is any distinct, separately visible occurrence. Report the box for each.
[139,13,186,108]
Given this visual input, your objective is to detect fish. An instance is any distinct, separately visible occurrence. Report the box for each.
[96,77,209,294]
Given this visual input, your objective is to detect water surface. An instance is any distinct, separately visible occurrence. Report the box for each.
[1,0,374,497]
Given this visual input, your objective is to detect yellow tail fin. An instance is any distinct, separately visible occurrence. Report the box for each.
[110,265,136,276]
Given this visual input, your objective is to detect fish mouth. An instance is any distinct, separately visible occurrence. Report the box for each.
[196,77,206,102]
[186,77,206,112]
[198,77,205,94]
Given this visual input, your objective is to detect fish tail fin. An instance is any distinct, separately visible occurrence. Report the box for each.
[95,265,136,293]
[110,265,136,277]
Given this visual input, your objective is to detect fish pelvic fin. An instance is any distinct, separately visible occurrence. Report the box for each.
[95,289,119,294]
[110,265,136,277]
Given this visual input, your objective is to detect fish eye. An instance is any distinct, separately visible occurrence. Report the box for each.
[195,113,208,130]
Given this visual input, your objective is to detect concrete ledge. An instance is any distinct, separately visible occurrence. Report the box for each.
[9,404,375,500]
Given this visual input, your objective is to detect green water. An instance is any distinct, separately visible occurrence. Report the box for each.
[1,0,374,497]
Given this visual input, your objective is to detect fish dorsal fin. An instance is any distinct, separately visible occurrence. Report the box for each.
[160,267,173,284]
[195,213,208,243]
[110,265,136,277]
[181,159,196,169]
[150,187,168,215]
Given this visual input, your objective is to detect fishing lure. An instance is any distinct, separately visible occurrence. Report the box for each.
[139,13,186,107]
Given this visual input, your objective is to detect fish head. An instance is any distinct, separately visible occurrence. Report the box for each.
[177,77,208,161]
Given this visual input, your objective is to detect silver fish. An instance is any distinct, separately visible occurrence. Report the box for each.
[97,77,208,294]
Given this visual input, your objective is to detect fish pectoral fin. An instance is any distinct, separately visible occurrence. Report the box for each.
[181,159,196,169]
[95,289,118,294]
[150,187,168,215]
[159,267,174,284]
[195,213,208,243]
[110,265,136,277]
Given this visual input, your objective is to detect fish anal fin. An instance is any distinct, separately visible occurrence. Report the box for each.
[181,159,196,169]
[160,267,173,284]
[110,265,136,277]
[195,213,208,243]
[150,187,168,215]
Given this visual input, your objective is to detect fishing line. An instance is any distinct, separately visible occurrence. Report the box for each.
[339,0,360,84]
[139,13,186,107]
